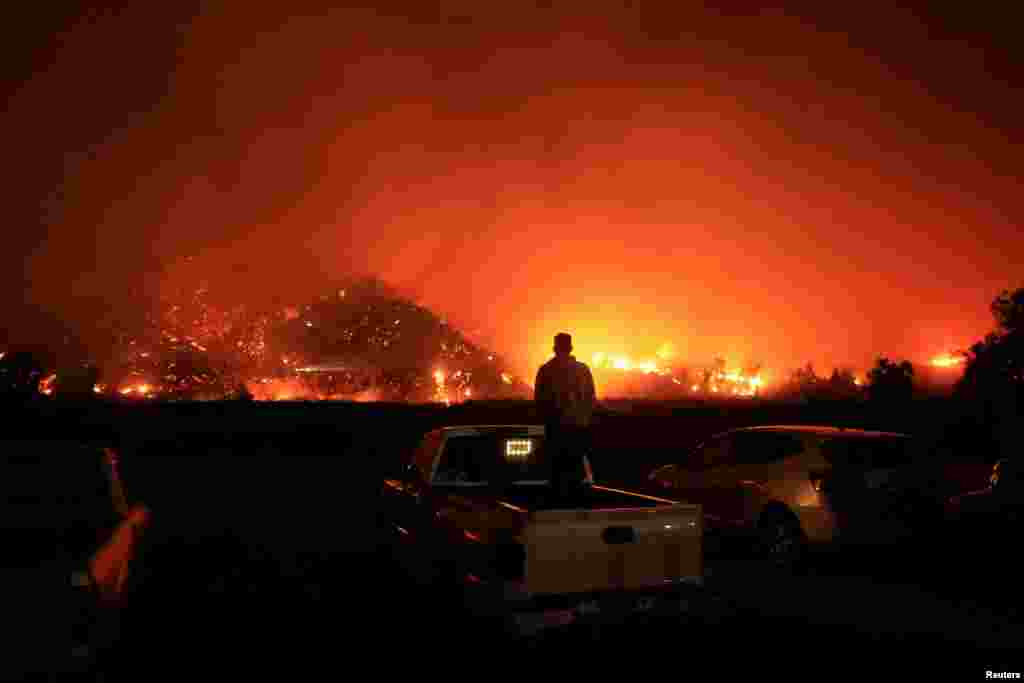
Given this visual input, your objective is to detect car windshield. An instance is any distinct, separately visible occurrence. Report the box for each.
[433,435,553,485]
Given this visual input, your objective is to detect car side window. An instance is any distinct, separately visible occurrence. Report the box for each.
[732,432,806,466]
[862,439,914,469]
[729,432,760,466]
[820,438,858,467]
[821,437,912,469]
[695,436,733,468]
[434,436,494,484]
[434,444,473,483]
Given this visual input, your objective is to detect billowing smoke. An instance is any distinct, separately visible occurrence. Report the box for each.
[9,5,1022,383]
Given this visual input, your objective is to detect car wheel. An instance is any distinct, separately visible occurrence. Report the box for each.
[756,510,806,570]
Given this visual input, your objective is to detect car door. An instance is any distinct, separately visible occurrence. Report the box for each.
[862,438,933,527]
[823,437,916,536]
[671,434,734,526]
[703,431,784,527]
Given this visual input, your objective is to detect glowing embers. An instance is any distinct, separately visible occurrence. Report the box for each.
[505,439,534,463]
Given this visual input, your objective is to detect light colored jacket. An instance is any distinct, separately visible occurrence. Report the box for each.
[534,355,596,428]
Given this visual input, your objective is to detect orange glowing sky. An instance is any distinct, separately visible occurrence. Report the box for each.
[5,5,1022,379]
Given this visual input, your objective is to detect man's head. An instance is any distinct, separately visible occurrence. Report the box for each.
[553,333,573,356]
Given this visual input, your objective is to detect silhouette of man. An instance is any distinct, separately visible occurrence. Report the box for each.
[535,333,596,502]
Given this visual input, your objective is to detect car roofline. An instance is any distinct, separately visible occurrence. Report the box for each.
[721,425,910,438]
[434,424,544,433]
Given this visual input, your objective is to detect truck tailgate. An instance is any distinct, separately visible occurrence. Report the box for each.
[522,503,702,595]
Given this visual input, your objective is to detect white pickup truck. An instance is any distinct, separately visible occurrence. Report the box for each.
[379,425,704,635]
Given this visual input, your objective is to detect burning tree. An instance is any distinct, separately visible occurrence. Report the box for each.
[89,278,280,400]
[246,276,529,403]
[825,367,860,399]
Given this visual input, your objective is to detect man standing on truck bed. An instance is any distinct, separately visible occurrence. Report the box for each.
[535,333,597,501]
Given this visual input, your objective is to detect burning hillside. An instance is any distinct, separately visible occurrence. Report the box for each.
[17,269,776,404]
[37,276,532,404]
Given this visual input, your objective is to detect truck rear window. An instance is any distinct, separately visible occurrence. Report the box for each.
[434,435,551,485]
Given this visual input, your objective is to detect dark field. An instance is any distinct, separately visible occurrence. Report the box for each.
[6,398,1021,677]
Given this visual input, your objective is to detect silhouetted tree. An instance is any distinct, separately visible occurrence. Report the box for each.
[958,288,1024,398]
[955,288,1024,459]
[867,357,914,404]
[781,362,819,400]
[824,367,859,400]
[992,287,1024,335]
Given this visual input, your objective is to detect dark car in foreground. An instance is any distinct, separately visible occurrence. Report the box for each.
[2,441,149,676]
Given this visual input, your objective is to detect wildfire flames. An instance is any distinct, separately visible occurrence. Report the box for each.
[585,347,763,398]
[119,383,156,398]
[930,353,966,369]
[707,369,762,397]
[16,277,775,404]
[245,377,318,402]
[431,368,478,406]
[591,352,672,376]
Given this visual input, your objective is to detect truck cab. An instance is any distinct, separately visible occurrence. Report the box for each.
[381,425,703,635]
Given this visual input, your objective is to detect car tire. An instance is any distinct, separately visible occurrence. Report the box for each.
[755,509,807,571]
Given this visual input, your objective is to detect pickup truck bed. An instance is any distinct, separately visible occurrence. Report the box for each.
[442,483,669,511]
[382,425,704,636]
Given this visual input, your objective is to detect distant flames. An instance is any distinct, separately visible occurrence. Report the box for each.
[245,377,321,401]
[930,353,965,369]
[584,346,763,398]
[591,351,672,376]
[119,383,156,398]
[431,367,478,406]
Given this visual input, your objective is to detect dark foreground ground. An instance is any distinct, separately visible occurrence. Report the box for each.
[4,399,1021,677]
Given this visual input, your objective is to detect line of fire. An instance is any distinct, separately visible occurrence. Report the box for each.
[9,275,968,405]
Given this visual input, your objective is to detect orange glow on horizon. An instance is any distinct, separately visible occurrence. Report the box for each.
[14,8,1019,387]
[930,353,966,369]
